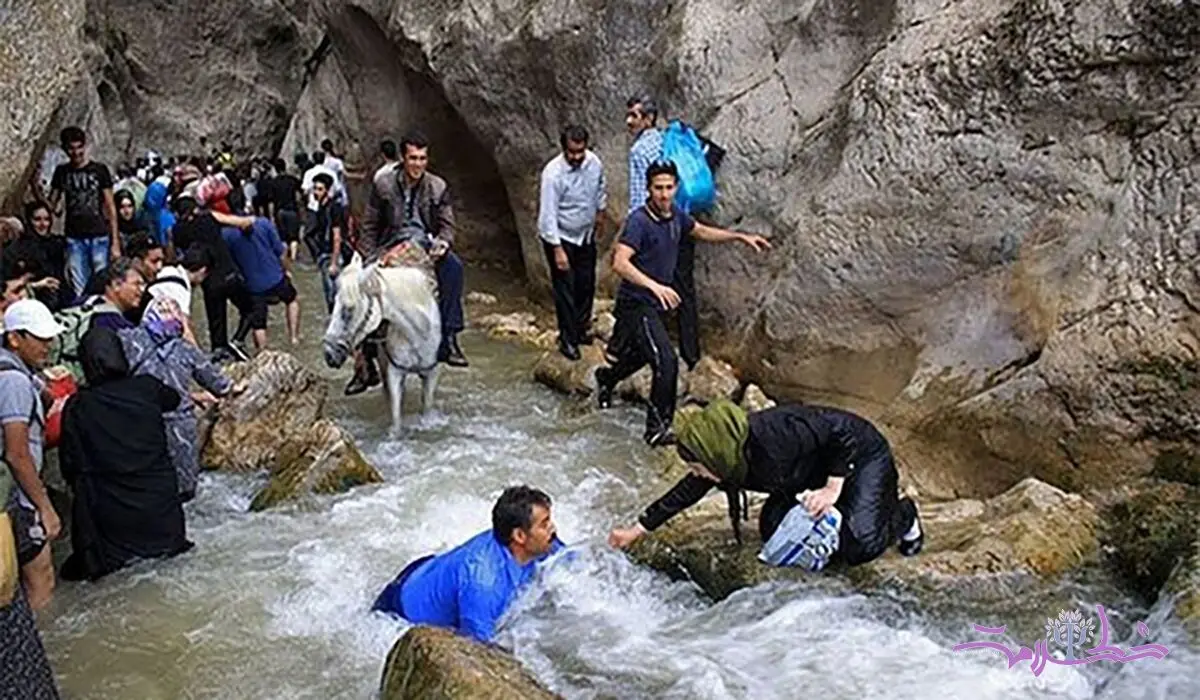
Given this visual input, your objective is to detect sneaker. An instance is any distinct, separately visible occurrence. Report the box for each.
[595,367,615,409]
[644,426,676,448]
[227,341,251,363]
[897,499,923,557]
[898,532,924,557]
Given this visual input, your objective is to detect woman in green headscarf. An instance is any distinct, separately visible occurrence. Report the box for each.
[608,399,924,567]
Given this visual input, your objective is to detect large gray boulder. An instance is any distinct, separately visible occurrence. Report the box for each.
[276,0,1200,503]
[0,1,87,211]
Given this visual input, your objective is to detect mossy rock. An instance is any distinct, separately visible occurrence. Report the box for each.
[629,478,1101,604]
[380,626,559,700]
[1151,448,1200,486]
[249,419,383,511]
[1165,533,1200,644]
[1099,481,1200,602]
[202,351,326,472]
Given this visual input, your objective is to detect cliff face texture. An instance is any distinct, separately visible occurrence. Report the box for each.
[4,0,1200,499]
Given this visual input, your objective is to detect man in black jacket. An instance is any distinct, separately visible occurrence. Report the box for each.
[608,399,923,567]
[171,189,251,361]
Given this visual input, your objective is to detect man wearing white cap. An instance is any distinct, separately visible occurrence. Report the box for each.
[0,299,66,611]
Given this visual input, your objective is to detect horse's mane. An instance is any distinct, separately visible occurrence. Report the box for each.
[338,261,368,309]
[377,265,436,309]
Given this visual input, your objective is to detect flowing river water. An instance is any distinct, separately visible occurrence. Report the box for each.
[36,266,1200,699]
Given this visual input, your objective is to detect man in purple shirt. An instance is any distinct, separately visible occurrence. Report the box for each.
[89,259,145,332]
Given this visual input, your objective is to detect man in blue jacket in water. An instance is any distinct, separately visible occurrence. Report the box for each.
[372,485,565,643]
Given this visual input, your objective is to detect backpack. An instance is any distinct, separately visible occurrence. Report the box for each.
[662,120,717,214]
[49,297,104,383]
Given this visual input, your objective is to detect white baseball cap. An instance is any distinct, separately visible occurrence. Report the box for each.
[3,299,65,340]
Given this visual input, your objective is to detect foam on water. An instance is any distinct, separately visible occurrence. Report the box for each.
[37,322,1200,699]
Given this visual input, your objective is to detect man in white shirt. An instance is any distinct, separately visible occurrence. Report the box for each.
[537,124,607,360]
[321,138,349,208]
[301,153,339,213]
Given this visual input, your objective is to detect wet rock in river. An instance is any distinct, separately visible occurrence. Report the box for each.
[380,626,559,700]
[476,312,542,344]
[685,356,741,405]
[592,311,616,342]
[199,350,380,509]
[202,351,326,472]
[617,366,690,406]
[249,419,382,512]
[1099,481,1200,608]
[532,344,608,396]
[1167,532,1200,644]
[630,477,1100,603]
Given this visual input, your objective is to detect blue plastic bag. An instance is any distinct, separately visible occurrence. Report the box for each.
[758,504,842,572]
[662,120,717,213]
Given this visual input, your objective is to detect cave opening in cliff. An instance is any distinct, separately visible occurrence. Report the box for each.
[296,7,523,277]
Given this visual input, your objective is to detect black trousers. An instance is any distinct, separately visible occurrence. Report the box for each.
[543,239,597,346]
[603,296,678,434]
[758,446,916,567]
[202,275,253,350]
[671,236,700,370]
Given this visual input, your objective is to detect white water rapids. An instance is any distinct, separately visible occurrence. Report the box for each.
[36,275,1200,699]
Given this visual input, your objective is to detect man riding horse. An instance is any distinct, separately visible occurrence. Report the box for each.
[349,131,467,395]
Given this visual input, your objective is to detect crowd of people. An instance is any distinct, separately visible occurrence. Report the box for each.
[1,94,925,696]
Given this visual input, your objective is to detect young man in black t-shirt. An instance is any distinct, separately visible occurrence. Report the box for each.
[596,161,770,446]
[305,173,346,314]
[49,127,120,299]
[268,158,303,262]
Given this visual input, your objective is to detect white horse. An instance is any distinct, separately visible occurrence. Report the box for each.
[322,253,441,433]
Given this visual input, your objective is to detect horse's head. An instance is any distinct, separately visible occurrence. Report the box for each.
[323,252,385,368]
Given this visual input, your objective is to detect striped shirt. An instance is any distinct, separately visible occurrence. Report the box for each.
[627,127,663,213]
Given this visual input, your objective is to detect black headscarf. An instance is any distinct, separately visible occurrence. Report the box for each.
[80,327,130,386]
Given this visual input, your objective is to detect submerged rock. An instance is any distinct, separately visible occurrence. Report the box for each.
[199,351,380,509]
[630,478,1099,603]
[249,419,383,512]
[380,626,558,700]
[476,312,542,344]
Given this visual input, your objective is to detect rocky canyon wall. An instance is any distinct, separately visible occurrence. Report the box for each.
[3,0,1199,501]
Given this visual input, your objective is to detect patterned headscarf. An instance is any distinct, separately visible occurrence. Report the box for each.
[143,295,185,346]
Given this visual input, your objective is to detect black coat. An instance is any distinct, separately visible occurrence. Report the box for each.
[639,404,891,533]
[59,329,193,581]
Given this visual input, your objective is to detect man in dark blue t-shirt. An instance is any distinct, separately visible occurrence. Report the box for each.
[219,216,300,350]
[597,161,770,446]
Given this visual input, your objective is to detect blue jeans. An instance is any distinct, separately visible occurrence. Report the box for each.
[66,236,111,299]
[436,252,464,339]
[316,254,338,314]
